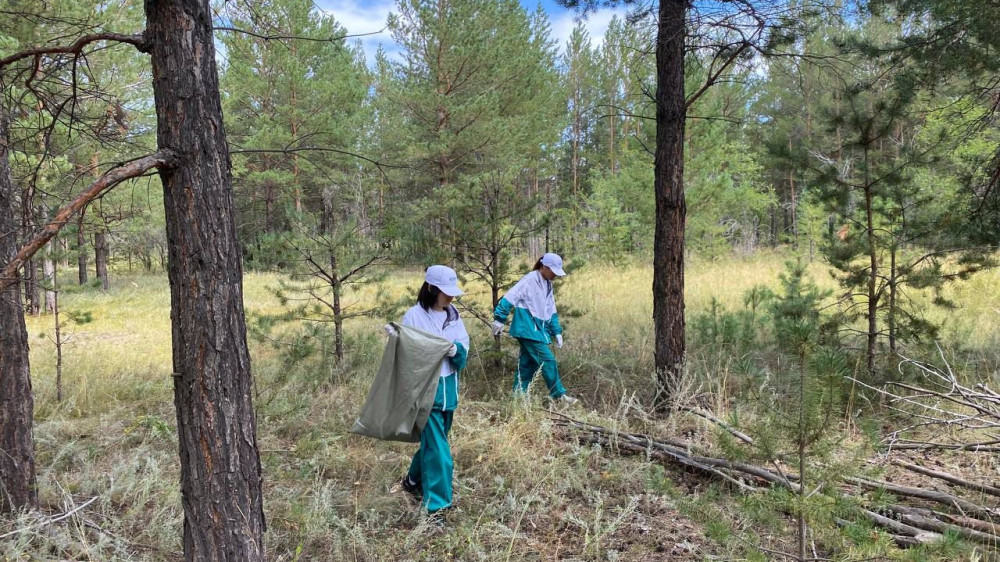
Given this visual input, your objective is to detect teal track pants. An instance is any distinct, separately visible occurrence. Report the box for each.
[407,409,454,513]
[513,338,566,399]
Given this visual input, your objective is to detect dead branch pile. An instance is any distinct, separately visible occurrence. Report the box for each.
[551,412,1000,549]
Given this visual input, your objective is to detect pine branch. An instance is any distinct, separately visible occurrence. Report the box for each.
[0,150,178,291]
[0,32,148,69]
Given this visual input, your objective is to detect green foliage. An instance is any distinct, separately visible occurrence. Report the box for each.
[384,0,562,264]
[220,0,370,257]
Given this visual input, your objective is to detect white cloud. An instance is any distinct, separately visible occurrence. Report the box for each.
[548,7,627,53]
[312,1,627,67]
[314,0,401,65]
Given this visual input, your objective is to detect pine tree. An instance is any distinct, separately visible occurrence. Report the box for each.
[221,0,369,261]
[387,0,562,261]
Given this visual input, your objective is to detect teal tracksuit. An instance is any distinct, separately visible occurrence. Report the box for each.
[407,343,466,512]
[493,271,567,399]
[402,304,469,513]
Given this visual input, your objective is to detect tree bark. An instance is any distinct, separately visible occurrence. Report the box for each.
[94,230,110,291]
[0,95,36,514]
[42,250,55,313]
[42,206,55,312]
[863,146,878,378]
[323,195,344,364]
[145,0,266,559]
[653,0,687,410]
[77,212,88,285]
[53,258,62,402]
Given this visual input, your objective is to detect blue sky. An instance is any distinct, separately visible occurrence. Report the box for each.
[312,0,629,64]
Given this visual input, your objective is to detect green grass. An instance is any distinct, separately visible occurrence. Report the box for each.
[5,254,999,561]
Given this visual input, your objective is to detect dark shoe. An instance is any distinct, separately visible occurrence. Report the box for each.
[428,505,454,526]
[401,475,422,500]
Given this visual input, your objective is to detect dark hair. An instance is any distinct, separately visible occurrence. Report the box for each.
[417,282,441,311]
[533,258,544,271]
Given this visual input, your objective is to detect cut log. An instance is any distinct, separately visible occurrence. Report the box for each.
[846,477,997,520]
[892,460,1000,499]
[885,504,1000,545]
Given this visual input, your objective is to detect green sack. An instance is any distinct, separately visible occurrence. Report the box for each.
[350,322,453,442]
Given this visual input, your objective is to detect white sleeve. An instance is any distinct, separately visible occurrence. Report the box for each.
[454,317,470,349]
[504,274,528,304]
[401,308,418,328]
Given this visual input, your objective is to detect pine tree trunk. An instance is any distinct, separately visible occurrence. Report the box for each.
[0,98,36,514]
[22,260,38,314]
[42,252,55,313]
[42,207,55,312]
[863,146,878,378]
[653,0,687,410]
[545,177,552,252]
[571,83,580,253]
[94,230,109,291]
[798,355,807,561]
[21,207,39,314]
[145,0,266,559]
[331,253,344,364]
[53,258,62,402]
[888,245,897,358]
[323,195,344,364]
[77,212,88,285]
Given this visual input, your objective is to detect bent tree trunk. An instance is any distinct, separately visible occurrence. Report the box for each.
[653,0,687,409]
[0,97,36,514]
[145,0,266,559]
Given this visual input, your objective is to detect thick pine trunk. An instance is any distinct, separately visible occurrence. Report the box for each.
[653,0,687,410]
[145,0,266,559]
[94,230,109,291]
[0,98,36,514]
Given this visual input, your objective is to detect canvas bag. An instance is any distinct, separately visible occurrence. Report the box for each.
[349,322,453,442]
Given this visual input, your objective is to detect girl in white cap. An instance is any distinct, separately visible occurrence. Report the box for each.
[492,253,577,404]
[388,265,469,515]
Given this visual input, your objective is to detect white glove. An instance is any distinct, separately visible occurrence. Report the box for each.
[555,334,563,349]
[383,324,397,336]
[447,343,458,357]
[491,321,504,337]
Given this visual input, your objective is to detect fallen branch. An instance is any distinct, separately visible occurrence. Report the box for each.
[885,504,1000,545]
[939,512,1000,537]
[556,415,1000,549]
[0,496,98,539]
[845,477,998,520]
[0,150,177,291]
[885,441,1000,453]
[892,460,1000,499]
[553,417,795,489]
[849,510,942,544]
[575,433,760,493]
[678,405,755,445]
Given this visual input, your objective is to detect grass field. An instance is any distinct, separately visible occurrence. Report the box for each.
[5,253,1000,560]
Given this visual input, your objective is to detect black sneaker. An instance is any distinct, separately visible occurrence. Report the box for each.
[401,475,422,500]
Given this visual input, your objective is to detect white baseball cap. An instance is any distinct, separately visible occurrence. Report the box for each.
[425,265,464,296]
[540,253,566,277]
